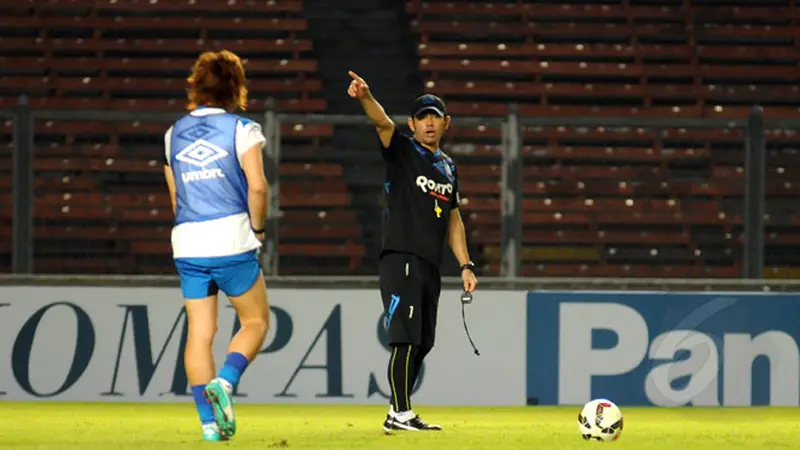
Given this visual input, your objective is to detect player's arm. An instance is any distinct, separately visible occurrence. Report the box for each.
[241,144,268,232]
[238,122,269,238]
[163,127,177,214]
[163,165,177,215]
[449,209,477,292]
[448,208,470,267]
[347,71,395,148]
[448,174,477,292]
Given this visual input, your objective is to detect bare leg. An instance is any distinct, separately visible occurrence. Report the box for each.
[183,295,219,430]
[226,274,270,360]
[184,295,218,386]
[204,274,270,439]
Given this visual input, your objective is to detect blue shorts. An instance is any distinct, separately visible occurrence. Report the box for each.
[175,250,260,300]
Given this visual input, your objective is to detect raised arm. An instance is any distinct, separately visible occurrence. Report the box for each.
[347,71,395,148]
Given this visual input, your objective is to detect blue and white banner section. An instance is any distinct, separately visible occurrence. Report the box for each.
[526,291,800,407]
[0,287,526,405]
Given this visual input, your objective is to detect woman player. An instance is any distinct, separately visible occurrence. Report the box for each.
[163,50,270,442]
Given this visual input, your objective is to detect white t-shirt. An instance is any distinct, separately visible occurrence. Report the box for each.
[165,108,266,259]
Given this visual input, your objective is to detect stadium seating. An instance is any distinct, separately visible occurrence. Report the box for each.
[0,118,364,274]
[2,0,799,278]
[407,0,800,278]
[0,0,366,274]
[0,0,324,111]
[408,1,800,118]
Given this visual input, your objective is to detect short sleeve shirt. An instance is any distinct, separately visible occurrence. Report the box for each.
[380,128,460,266]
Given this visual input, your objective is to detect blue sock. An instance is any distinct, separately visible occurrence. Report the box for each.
[217,352,249,388]
[191,385,215,425]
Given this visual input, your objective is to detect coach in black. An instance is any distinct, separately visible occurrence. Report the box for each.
[347,71,478,432]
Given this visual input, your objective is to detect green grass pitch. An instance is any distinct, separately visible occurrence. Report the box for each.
[1,403,798,449]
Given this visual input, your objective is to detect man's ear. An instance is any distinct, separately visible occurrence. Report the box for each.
[444,115,452,131]
[407,117,415,132]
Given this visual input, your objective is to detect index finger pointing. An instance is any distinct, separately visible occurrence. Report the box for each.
[348,71,364,83]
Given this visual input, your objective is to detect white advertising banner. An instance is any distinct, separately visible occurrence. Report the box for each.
[0,287,526,406]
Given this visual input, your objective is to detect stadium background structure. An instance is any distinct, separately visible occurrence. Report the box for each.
[2,0,800,280]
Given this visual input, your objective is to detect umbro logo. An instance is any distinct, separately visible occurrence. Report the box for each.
[176,122,222,142]
[175,139,229,168]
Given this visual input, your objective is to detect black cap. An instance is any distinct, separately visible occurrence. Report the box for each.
[410,94,447,118]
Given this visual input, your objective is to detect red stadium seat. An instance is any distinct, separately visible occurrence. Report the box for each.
[408,0,800,276]
[4,0,800,276]
[0,1,325,114]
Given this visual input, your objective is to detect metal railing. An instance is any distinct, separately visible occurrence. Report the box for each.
[2,273,800,292]
[265,103,778,279]
[2,96,798,279]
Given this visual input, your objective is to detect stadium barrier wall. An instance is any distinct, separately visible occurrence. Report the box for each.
[0,286,526,406]
[4,282,800,407]
[527,291,800,407]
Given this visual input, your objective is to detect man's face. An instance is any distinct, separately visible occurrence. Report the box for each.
[408,111,450,148]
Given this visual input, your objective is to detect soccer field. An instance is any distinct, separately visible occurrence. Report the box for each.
[1,403,796,449]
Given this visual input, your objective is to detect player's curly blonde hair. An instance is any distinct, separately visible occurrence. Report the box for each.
[186,50,248,112]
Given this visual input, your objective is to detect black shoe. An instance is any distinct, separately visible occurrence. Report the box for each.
[382,414,398,433]
[408,415,442,431]
[383,413,442,432]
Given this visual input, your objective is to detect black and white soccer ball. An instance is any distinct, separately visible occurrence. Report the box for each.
[577,398,624,442]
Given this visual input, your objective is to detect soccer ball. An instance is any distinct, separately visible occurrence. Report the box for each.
[577,398,624,442]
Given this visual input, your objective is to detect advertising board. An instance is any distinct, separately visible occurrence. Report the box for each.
[0,287,526,406]
[526,291,800,406]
